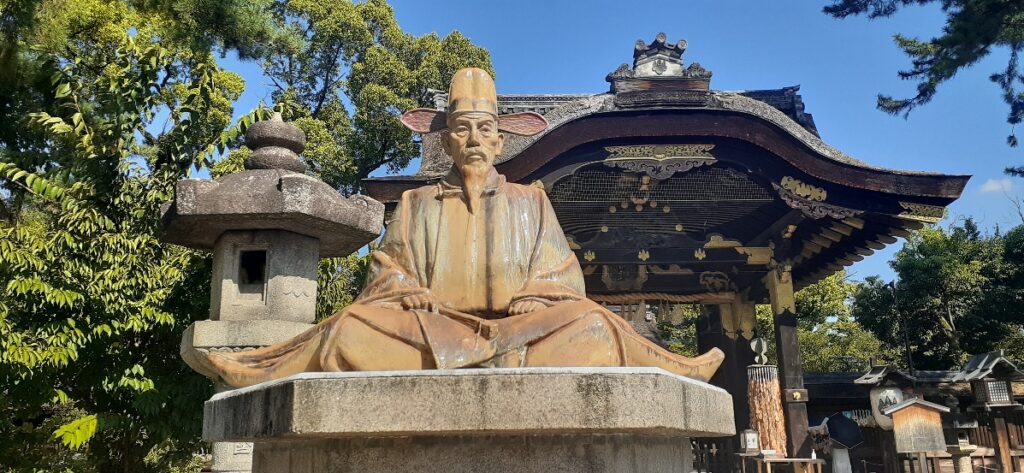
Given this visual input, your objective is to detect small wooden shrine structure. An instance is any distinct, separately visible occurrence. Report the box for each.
[364,34,970,466]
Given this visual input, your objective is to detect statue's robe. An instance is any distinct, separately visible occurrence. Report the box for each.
[200,168,721,388]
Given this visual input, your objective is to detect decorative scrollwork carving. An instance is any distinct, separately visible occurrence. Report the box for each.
[603,144,716,179]
[898,201,944,223]
[735,247,773,265]
[703,234,742,249]
[601,264,648,291]
[780,176,827,202]
[699,271,731,293]
[773,184,862,220]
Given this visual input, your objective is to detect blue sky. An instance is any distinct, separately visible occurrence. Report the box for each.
[223,1,1024,281]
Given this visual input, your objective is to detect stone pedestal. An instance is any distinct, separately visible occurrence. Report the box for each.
[204,368,735,473]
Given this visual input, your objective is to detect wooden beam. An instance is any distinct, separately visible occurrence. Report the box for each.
[830,222,854,236]
[810,234,833,248]
[866,240,886,250]
[820,228,843,242]
[836,257,855,266]
[897,219,925,230]
[842,217,866,229]
[889,227,912,238]
[749,209,804,245]
[877,235,898,244]
[845,253,865,262]
[852,247,875,256]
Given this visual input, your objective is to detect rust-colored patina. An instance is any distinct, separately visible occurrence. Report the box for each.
[187,68,724,388]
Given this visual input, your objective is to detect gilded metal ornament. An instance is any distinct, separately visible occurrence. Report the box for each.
[897,201,944,224]
[603,144,717,179]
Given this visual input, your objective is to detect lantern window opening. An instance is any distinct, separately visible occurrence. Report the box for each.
[238,249,268,298]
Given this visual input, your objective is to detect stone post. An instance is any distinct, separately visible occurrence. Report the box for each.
[161,114,383,472]
[764,263,810,457]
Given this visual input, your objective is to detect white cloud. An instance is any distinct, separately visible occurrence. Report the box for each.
[979,178,1014,194]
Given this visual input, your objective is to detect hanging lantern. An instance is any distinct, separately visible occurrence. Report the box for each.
[854,364,917,431]
[953,350,1024,411]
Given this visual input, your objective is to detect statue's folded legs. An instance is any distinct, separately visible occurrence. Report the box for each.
[193,300,723,388]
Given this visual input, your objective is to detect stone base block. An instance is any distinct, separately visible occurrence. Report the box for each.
[181,319,313,352]
[254,434,693,473]
[204,367,734,473]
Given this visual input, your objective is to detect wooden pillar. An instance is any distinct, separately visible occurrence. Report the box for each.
[764,264,810,458]
[697,298,753,435]
[993,416,1014,473]
[695,303,740,468]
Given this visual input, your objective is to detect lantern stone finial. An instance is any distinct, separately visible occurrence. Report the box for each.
[243,112,308,173]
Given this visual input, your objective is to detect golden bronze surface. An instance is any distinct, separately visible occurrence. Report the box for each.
[187,68,724,388]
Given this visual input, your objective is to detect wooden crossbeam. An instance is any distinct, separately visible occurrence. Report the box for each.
[852,247,875,256]
[810,234,833,248]
[865,240,886,250]
[820,228,843,242]
[889,227,912,238]
[842,217,865,229]
[830,223,854,236]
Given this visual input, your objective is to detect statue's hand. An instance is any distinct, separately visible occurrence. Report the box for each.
[508,300,547,316]
[402,292,439,312]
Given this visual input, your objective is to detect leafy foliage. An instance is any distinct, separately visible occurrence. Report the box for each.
[824,0,1024,172]
[0,0,280,470]
[657,272,896,372]
[258,0,493,192]
[0,1,492,470]
[852,219,1024,369]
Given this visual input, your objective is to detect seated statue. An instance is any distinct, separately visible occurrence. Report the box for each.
[189,68,724,388]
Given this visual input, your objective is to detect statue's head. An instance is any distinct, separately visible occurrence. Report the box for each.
[400,68,548,176]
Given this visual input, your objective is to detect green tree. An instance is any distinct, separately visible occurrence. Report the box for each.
[823,0,1024,174]
[750,272,896,372]
[796,272,897,372]
[256,0,493,192]
[0,0,278,470]
[1,2,493,470]
[852,219,1023,370]
[658,272,895,372]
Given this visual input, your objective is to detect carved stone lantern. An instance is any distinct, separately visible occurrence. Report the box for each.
[160,113,383,472]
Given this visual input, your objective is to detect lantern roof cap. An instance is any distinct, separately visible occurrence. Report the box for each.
[854,365,917,386]
[953,350,1024,382]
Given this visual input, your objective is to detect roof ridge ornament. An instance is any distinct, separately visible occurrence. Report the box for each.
[606,33,713,108]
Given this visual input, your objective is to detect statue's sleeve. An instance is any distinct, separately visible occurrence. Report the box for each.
[510,189,587,307]
[356,191,429,305]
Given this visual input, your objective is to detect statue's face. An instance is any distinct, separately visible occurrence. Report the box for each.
[442,112,504,174]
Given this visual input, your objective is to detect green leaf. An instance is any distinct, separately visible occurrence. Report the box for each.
[52,414,98,449]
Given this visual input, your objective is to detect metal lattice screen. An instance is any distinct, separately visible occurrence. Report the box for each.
[548,166,776,239]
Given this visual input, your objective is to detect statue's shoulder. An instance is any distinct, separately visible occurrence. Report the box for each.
[503,181,547,200]
[398,183,440,204]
